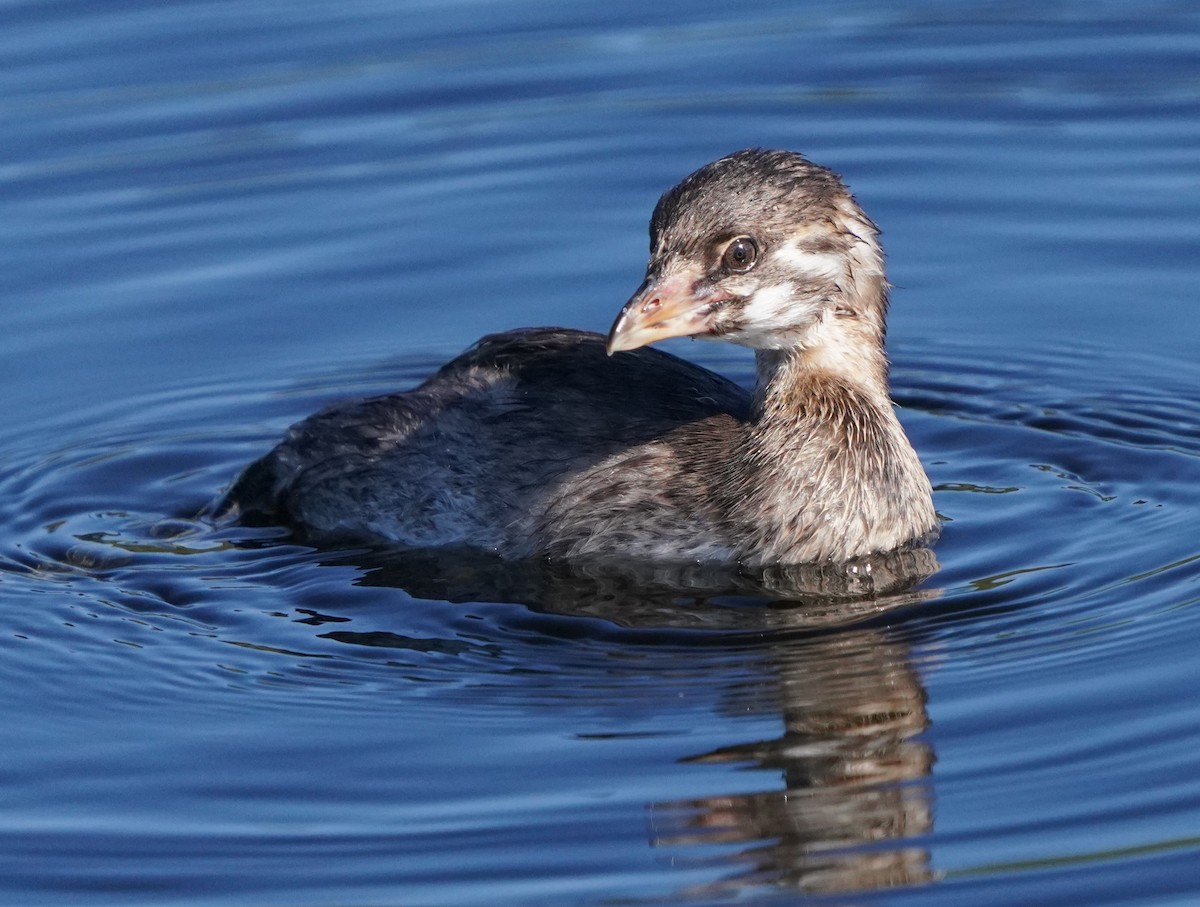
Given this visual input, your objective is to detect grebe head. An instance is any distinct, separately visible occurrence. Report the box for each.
[607,148,888,359]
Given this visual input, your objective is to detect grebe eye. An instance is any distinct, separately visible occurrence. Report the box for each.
[722,237,758,273]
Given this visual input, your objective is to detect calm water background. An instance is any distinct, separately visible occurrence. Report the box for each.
[3,2,1199,904]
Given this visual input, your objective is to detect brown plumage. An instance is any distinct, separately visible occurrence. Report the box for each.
[223,149,939,565]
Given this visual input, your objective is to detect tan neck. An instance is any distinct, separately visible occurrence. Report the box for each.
[752,311,889,415]
[732,330,934,565]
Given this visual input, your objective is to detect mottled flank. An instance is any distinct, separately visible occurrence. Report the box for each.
[222,149,939,565]
[227,330,751,559]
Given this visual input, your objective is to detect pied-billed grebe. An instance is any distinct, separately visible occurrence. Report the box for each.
[225,149,938,565]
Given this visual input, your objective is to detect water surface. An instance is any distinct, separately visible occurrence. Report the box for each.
[3,2,1200,904]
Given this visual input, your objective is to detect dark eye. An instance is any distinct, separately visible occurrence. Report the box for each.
[722,237,758,273]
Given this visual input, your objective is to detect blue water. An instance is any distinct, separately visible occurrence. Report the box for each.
[3,2,1200,904]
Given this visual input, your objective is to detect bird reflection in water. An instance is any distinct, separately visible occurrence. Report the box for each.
[650,621,934,895]
[337,544,939,897]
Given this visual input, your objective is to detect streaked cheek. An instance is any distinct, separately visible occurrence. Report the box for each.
[741,282,802,324]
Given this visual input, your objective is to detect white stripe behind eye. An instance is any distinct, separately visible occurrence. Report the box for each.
[772,243,845,281]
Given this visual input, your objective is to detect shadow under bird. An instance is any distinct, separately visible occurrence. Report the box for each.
[222,148,939,566]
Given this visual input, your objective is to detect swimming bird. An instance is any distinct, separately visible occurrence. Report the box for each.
[225,149,938,566]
